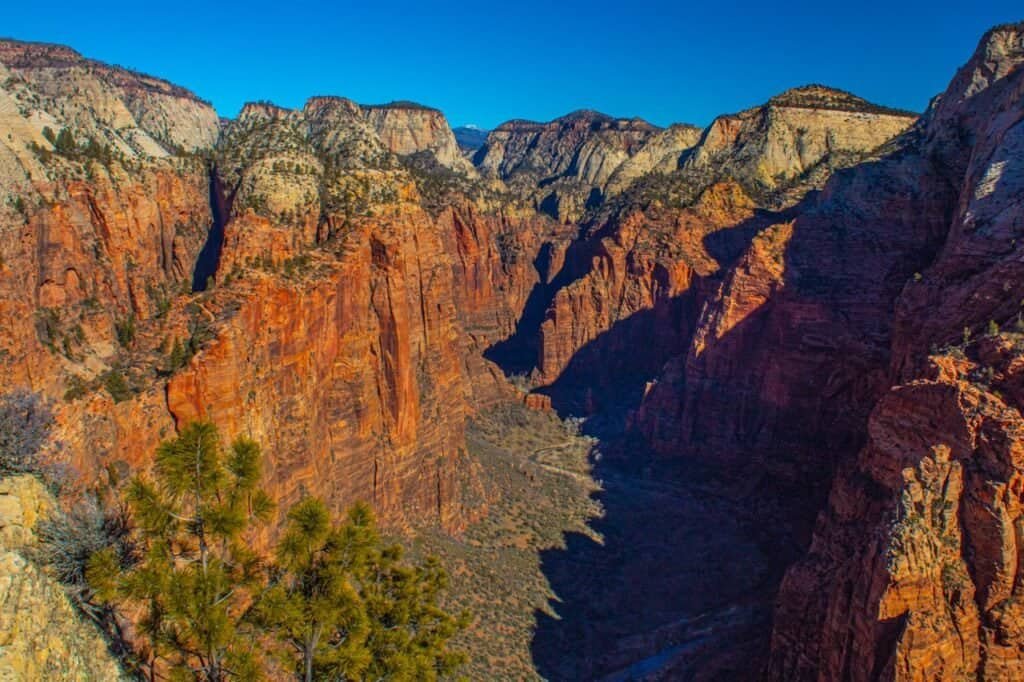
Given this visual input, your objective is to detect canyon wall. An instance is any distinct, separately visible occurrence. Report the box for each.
[523,87,916,399]
[0,41,507,532]
[762,25,1024,680]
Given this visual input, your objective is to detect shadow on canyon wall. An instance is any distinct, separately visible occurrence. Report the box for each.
[481,147,953,678]
[480,212,811,679]
[524,305,812,681]
[191,167,230,292]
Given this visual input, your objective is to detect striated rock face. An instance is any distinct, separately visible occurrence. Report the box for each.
[166,209,478,531]
[436,202,576,395]
[0,475,128,680]
[636,139,951,478]
[0,38,217,403]
[477,111,658,185]
[362,102,472,172]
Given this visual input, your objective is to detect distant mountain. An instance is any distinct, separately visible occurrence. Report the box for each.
[453,124,488,152]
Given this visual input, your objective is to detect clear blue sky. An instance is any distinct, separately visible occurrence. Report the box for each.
[3,1,1020,129]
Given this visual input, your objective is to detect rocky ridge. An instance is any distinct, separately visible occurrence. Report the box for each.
[623,22,1024,680]
[474,110,664,221]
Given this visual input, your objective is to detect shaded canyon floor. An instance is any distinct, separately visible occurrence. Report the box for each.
[405,402,808,680]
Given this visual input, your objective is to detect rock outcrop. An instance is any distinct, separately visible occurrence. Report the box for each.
[681,85,917,205]
[362,102,473,172]
[0,475,127,680]
[475,111,662,221]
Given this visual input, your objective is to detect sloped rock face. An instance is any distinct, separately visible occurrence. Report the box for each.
[0,39,219,154]
[625,22,1024,680]
[0,475,128,680]
[682,85,916,205]
[0,41,224,499]
[0,39,217,401]
[603,123,703,196]
[477,111,659,186]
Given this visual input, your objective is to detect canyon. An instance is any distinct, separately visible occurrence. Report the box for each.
[0,20,1022,681]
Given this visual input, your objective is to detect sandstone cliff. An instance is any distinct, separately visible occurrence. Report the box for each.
[626,22,1024,680]
[763,24,1024,680]
[0,44,490,533]
[0,475,127,680]
[362,101,474,173]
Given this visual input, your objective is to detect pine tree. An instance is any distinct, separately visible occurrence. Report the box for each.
[54,127,76,155]
[89,421,275,681]
[254,500,467,681]
[358,544,468,682]
[248,499,371,681]
[166,337,188,374]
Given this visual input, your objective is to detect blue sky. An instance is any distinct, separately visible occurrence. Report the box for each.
[3,1,1020,129]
